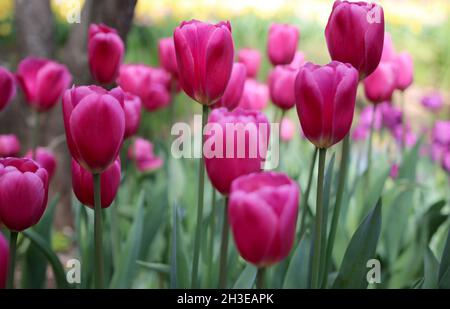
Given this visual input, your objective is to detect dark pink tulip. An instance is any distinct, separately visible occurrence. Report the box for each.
[269,65,298,110]
[88,23,124,84]
[381,32,396,62]
[62,85,125,173]
[25,147,57,181]
[0,134,20,157]
[351,125,369,142]
[72,157,120,209]
[123,93,142,139]
[363,61,397,104]
[289,51,306,69]
[0,232,8,289]
[395,52,413,91]
[128,137,163,173]
[421,92,443,113]
[295,61,359,149]
[280,118,295,142]
[158,37,178,76]
[174,20,234,105]
[238,79,269,110]
[325,1,385,79]
[0,158,48,232]
[16,57,72,112]
[237,48,262,78]
[228,172,299,266]
[204,108,270,195]
[0,67,16,112]
[379,102,402,130]
[267,23,299,66]
[213,63,246,110]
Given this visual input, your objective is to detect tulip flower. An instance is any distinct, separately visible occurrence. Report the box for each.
[0,232,8,289]
[395,52,413,91]
[379,102,402,130]
[123,93,142,139]
[25,147,57,181]
[280,118,295,142]
[88,23,124,85]
[128,137,163,173]
[158,37,178,76]
[269,65,298,110]
[381,32,396,62]
[228,172,299,266]
[389,163,399,179]
[16,57,72,112]
[363,61,397,104]
[267,23,299,66]
[432,121,450,145]
[421,92,443,113]
[295,61,359,149]
[72,158,121,209]
[390,123,417,148]
[359,105,382,130]
[62,85,125,173]
[351,125,369,142]
[289,51,306,69]
[174,19,234,105]
[325,1,385,79]
[213,63,246,110]
[238,79,269,111]
[0,134,20,157]
[0,67,16,112]
[237,48,262,78]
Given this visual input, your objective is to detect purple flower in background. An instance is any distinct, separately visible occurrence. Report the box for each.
[379,102,402,130]
[351,124,369,142]
[359,105,382,129]
[432,121,450,145]
[421,92,443,113]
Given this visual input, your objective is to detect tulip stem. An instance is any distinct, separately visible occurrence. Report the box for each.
[311,147,326,289]
[298,147,318,239]
[6,231,18,289]
[256,267,266,289]
[93,173,104,289]
[191,105,209,288]
[366,104,377,187]
[218,198,229,289]
[208,188,217,285]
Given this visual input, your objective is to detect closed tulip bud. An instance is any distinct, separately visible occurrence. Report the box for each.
[174,20,234,105]
[280,118,295,142]
[295,61,359,149]
[63,85,125,173]
[123,93,142,139]
[421,92,443,113]
[0,134,20,157]
[72,158,120,209]
[25,147,57,181]
[395,52,413,91]
[0,158,49,231]
[267,23,299,66]
[363,61,397,104]
[269,65,298,110]
[213,63,246,110]
[128,137,163,173]
[289,51,306,69]
[17,57,72,112]
[88,24,124,84]
[0,232,8,289]
[204,108,270,195]
[0,67,16,112]
[325,1,385,79]
[237,48,262,78]
[158,37,178,76]
[229,172,299,266]
[238,79,269,110]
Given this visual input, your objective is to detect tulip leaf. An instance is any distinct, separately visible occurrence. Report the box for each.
[233,264,257,289]
[422,246,439,289]
[283,233,311,289]
[332,199,382,289]
[438,227,450,288]
[137,261,170,275]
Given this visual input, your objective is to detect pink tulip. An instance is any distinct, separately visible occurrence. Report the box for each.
[267,23,299,66]
[16,57,72,112]
[389,163,399,179]
[325,1,385,79]
[359,105,383,130]
[0,232,8,289]
[123,93,142,139]
[351,125,369,142]
[0,158,49,231]
[25,147,57,181]
[421,92,443,113]
[228,172,299,266]
[280,118,295,142]
[379,102,402,130]
[88,23,124,84]
[62,85,125,173]
[381,32,396,62]
[72,157,120,209]
[363,61,397,104]
[204,108,270,195]
[289,51,306,69]
[269,65,298,110]
[238,79,269,110]
[0,134,20,157]
[128,137,163,173]
[295,61,359,149]
[0,67,16,112]
[158,37,178,76]
[213,63,246,110]
[395,52,414,91]
[390,124,417,148]
[432,121,450,146]
[237,48,262,78]
[174,20,234,105]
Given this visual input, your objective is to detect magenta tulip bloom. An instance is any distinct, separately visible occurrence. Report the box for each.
[289,51,306,69]
[295,61,359,149]
[395,52,413,91]
[16,57,72,112]
[204,108,270,195]
[88,23,124,85]
[267,23,299,66]
[213,63,246,110]
[123,93,142,139]
[0,232,8,289]
[174,20,234,105]
[0,134,20,157]
[325,1,385,79]
[421,92,443,113]
[0,158,48,232]
[0,67,16,112]
[63,85,125,173]
[158,37,178,76]
[25,147,57,181]
[363,61,397,104]
[379,102,402,130]
[280,118,295,142]
[351,125,369,142]
[72,158,120,209]
[359,105,382,130]
[128,137,163,173]
[238,79,269,111]
[269,65,298,110]
[432,121,450,146]
[237,48,262,78]
[228,172,299,266]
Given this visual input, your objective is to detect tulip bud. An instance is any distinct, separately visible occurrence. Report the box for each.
[289,51,306,69]
[72,158,120,209]
[0,158,49,231]
[16,57,72,112]
[0,232,8,289]
[229,172,299,266]
[395,52,413,91]
[269,65,298,110]
[363,61,397,104]
[213,63,246,110]
[123,93,142,139]
[0,67,16,112]
[128,137,163,173]
[267,23,299,66]
[237,48,262,78]
[88,23,124,85]
[174,20,234,105]
[158,37,178,76]
[421,92,443,113]
[280,118,295,142]
[0,134,20,157]
[325,1,385,79]
[295,61,359,149]
[62,85,125,173]
[238,79,269,110]
[25,147,57,181]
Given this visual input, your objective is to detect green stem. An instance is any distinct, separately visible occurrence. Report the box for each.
[366,104,377,187]
[311,148,326,289]
[191,104,209,288]
[298,147,318,239]
[6,231,18,289]
[93,173,104,289]
[207,188,217,285]
[110,201,120,269]
[256,267,266,289]
[218,198,229,289]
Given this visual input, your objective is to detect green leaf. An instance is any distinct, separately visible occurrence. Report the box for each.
[233,264,257,289]
[283,233,311,289]
[332,199,382,289]
[438,227,450,288]
[137,261,170,275]
[422,247,439,289]
[170,201,178,289]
